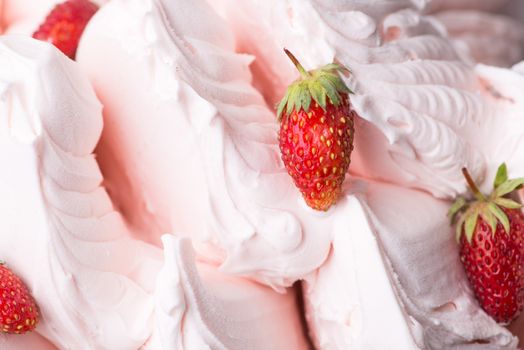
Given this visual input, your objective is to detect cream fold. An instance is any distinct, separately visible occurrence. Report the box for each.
[145,234,307,349]
[0,36,307,350]
[206,0,524,347]
[77,0,337,289]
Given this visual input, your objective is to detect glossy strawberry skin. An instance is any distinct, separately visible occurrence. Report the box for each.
[279,96,355,211]
[0,264,39,334]
[460,208,524,324]
[32,0,99,59]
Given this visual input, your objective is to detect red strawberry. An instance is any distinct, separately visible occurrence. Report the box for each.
[0,262,39,334]
[449,164,524,324]
[277,49,356,211]
[32,0,99,59]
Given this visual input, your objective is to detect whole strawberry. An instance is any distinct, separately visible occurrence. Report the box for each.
[277,49,356,211]
[32,0,99,59]
[0,262,39,334]
[449,164,524,324]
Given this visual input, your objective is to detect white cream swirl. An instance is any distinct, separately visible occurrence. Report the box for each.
[0,36,309,350]
[304,180,518,349]
[211,0,495,199]
[76,0,524,347]
[77,0,340,289]
[0,36,162,349]
[209,0,524,348]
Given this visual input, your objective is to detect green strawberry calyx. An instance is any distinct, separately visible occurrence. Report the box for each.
[449,163,524,243]
[276,49,353,121]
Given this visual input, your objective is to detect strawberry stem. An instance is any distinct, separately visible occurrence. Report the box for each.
[284,48,310,79]
[462,167,486,201]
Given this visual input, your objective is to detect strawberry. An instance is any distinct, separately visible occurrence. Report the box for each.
[0,262,39,334]
[277,49,356,211]
[449,164,524,324]
[32,0,99,59]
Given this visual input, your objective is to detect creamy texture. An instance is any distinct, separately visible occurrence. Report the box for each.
[0,36,162,349]
[365,181,516,349]
[1,0,524,348]
[76,0,524,348]
[77,0,338,289]
[146,235,307,350]
[0,36,307,350]
[302,183,420,350]
[302,181,520,349]
[211,0,524,347]
[210,0,524,200]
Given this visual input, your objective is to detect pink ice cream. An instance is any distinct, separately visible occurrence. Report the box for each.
[0,36,308,349]
[77,0,336,291]
[2,0,524,348]
[76,0,524,348]
[209,0,524,347]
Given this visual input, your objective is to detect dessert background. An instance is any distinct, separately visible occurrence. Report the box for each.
[503,0,524,19]
[2,0,524,349]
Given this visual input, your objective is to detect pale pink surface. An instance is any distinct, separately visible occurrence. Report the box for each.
[145,235,308,349]
[2,0,524,348]
[0,35,308,350]
[78,0,524,348]
[77,0,335,291]
[207,0,524,347]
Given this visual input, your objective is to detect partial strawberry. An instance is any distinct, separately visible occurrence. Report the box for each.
[0,262,39,334]
[32,0,99,59]
[449,164,524,324]
[277,49,356,211]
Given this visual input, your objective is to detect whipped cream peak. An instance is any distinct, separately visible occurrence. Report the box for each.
[150,234,228,350]
[0,36,102,150]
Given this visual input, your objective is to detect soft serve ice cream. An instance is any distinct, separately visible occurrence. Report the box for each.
[77,0,337,289]
[0,35,308,349]
[2,0,524,348]
[210,0,524,347]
